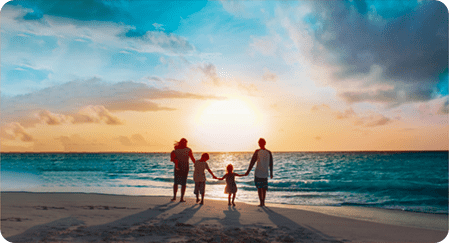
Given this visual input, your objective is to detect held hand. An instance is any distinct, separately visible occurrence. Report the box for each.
[244,172,248,176]
[270,175,273,179]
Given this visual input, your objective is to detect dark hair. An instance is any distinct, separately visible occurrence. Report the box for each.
[175,138,188,149]
[200,153,209,161]
[258,138,266,146]
[226,164,234,174]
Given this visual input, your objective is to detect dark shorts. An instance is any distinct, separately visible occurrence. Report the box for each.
[254,177,268,189]
[174,170,188,186]
[194,181,206,195]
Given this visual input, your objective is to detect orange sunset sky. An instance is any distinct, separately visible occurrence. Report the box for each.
[1,0,448,152]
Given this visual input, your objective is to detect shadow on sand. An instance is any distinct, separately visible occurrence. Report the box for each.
[6,201,181,242]
[6,200,346,243]
[261,206,346,242]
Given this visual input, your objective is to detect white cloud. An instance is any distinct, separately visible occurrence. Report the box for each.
[262,68,278,82]
[1,78,224,126]
[2,6,196,56]
[1,122,34,142]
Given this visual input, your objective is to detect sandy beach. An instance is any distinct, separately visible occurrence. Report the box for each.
[1,192,447,242]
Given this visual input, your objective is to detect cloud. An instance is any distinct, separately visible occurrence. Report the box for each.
[311,104,394,127]
[55,134,107,152]
[277,1,447,107]
[75,106,123,125]
[1,78,224,125]
[145,76,184,85]
[36,110,72,125]
[262,68,278,82]
[237,82,259,95]
[197,63,222,86]
[152,23,165,31]
[437,99,449,115]
[2,6,196,56]
[250,36,278,56]
[311,104,330,112]
[338,84,434,107]
[335,108,356,120]
[147,76,163,82]
[34,106,123,126]
[219,0,246,17]
[117,134,150,146]
[120,29,195,55]
[1,123,34,142]
[118,136,133,146]
[363,115,392,127]
[105,101,176,112]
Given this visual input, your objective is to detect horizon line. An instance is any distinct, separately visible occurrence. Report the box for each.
[1,150,447,154]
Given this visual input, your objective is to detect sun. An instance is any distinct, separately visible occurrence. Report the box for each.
[192,98,264,152]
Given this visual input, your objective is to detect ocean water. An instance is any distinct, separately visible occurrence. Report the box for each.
[1,151,448,214]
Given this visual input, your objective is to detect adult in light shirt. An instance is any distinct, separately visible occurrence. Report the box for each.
[244,138,273,207]
[171,138,195,202]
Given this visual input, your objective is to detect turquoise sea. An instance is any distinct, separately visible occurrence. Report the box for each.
[2,151,447,214]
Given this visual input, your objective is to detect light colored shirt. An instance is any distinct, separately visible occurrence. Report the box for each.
[193,160,210,182]
[248,149,273,178]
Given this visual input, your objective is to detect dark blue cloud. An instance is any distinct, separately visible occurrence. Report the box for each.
[304,0,448,105]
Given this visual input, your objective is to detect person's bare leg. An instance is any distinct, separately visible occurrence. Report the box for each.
[171,184,178,201]
[232,193,236,206]
[228,194,231,205]
[200,193,204,204]
[261,188,267,206]
[257,188,263,206]
[180,185,186,202]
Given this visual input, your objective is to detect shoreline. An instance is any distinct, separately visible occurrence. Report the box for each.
[1,192,447,242]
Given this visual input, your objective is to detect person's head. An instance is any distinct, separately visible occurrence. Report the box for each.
[200,153,209,162]
[258,138,266,148]
[175,138,188,149]
[226,164,234,174]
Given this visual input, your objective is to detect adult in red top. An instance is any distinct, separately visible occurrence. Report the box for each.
[170,138,196,202]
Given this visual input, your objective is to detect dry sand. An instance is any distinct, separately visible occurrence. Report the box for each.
[1,192,447,242]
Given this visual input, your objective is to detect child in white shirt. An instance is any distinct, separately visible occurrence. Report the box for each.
[193,153,217,204]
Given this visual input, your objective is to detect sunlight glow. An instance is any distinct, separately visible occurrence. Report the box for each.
[193,98,263,152]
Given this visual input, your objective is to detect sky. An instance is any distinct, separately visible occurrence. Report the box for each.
[0,0,448,152]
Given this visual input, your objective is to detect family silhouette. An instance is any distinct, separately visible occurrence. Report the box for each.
[170,138,274,207]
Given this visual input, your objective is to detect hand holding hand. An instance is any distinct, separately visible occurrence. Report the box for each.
[244,172,249,176]
[213,176,217,179]
[270,175,273,179]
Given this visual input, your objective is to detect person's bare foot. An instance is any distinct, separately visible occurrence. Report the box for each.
[228,203,231,206]
[196,198,200,203]
[232,203,236,206]
[257,204,264,207]
[199,201,204,205]
[171,198,176,201]
[180,199,186,202]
